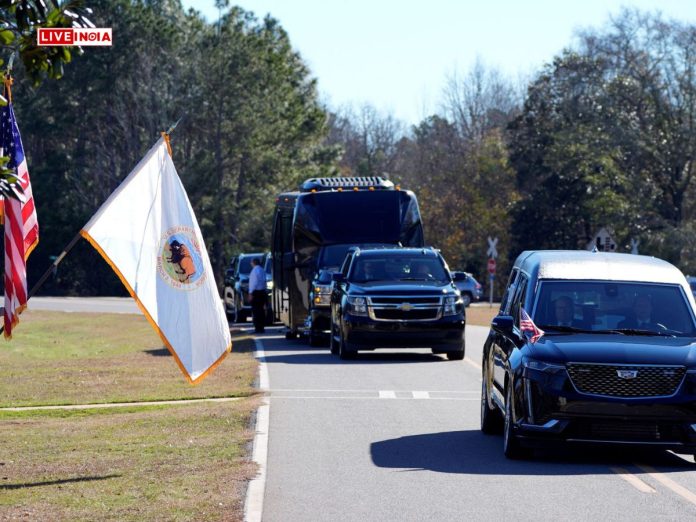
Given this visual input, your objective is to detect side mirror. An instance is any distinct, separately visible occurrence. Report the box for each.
[317,271,333,284]
[491,315,514,334]
[332,273,345,283]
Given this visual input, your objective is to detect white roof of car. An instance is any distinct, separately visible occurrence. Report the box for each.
[518,251,686,285]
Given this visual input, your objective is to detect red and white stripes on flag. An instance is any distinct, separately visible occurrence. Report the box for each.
[2,101,39,338]
[520,307,544,343]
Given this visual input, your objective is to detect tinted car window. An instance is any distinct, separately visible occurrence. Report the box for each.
[238,257,254,274]
[318,243,393,270]
[501,268,520,314]
[510,274,528,326]
[350,255,449,283]
[533,281,696,336]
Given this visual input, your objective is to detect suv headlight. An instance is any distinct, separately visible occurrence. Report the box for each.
[312,284,332,307]
[443,296,461,316]
[523,360,565,374]
[347,296,367,316]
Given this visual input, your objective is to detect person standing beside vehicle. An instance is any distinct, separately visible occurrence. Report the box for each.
[248,257,267,333]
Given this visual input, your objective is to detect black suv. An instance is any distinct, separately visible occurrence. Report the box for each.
[223,253,272,323]
[330,247,465,360]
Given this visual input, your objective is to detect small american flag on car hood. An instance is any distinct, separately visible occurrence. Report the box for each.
[520,308,544,343]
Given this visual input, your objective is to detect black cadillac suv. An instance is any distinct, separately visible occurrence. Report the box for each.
[481,250,696,459]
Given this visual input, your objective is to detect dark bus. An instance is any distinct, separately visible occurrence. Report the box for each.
[271,176,424,341]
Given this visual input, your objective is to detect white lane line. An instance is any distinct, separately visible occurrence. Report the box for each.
[636,463,696,507]
[379,390,396,399]
[412,391,430,399]
[271,396,480,401]
[464,357,482,371]
[253,341,269,391]
[610,467,656,493]
[244,339,270,522]
[268,388,479,394]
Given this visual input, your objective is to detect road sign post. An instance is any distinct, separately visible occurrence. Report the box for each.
[487,258,496,307]
[486,237,498,308]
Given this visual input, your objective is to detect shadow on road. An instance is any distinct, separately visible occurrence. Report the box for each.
[370,429,694,475]
[262,350,445,365]
[259,333,449,363]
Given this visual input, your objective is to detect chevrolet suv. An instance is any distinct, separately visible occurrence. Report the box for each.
[481,250,696,459]
[330,247,465,360]
[223,253,272,323]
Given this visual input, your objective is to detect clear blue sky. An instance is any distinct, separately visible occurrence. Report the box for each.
[182,1,696,125]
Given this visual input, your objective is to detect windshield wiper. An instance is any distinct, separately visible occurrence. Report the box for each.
[400,277,430,281]
[611,328,676,337]
[537,324,604,334]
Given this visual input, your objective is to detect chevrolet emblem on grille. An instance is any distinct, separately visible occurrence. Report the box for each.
[398,303,413,311]
[616,370,638,379]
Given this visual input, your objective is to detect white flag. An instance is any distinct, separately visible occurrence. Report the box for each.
[81,137,231,384]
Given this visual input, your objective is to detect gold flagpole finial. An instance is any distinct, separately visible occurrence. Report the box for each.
[4,53,15,103]
[161,131,172,157]
[161,117,182,157]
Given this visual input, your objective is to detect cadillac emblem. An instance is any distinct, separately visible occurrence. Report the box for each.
[616,369,638,380]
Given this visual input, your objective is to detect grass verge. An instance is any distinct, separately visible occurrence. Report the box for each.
[0,311,260,521]
[0,311,258,407]
[0,400,259,521]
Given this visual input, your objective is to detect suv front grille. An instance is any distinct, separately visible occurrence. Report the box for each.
[566,363,686,398]
[372,309,440,321]
[369,297,441,305]
[366,296,442,322]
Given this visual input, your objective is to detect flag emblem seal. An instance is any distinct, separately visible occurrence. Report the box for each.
[157,226,206,289]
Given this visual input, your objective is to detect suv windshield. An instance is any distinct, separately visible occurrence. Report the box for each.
[350,255,449,283]
[238,256,259,275]
[318,243,394,271]
[533,281,696,337]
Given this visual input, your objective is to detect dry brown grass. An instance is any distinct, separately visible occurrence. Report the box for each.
[0,400,259,521]
[0,311,261,520]
[466,304,499,327]
[0,311,258,407]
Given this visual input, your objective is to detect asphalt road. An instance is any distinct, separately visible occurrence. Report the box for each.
[28,296,139,314]
[254,323,696,521]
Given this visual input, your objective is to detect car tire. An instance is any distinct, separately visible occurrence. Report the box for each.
[461,293,472,307]
[446,349,465,361]
[481,361,503,434]
[503,383,528,459]
[309,331,323,347]
[338,324,356,360]
[285,330,298,340]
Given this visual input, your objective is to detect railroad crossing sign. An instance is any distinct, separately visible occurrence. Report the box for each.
[486,237,498,259]
[487,258,496,274]
[587,227,616,252]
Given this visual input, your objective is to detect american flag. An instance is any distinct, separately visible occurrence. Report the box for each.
[2,101,38,338]
[520,307,544,343]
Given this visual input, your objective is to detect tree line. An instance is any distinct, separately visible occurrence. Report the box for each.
[5,2,695,296]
